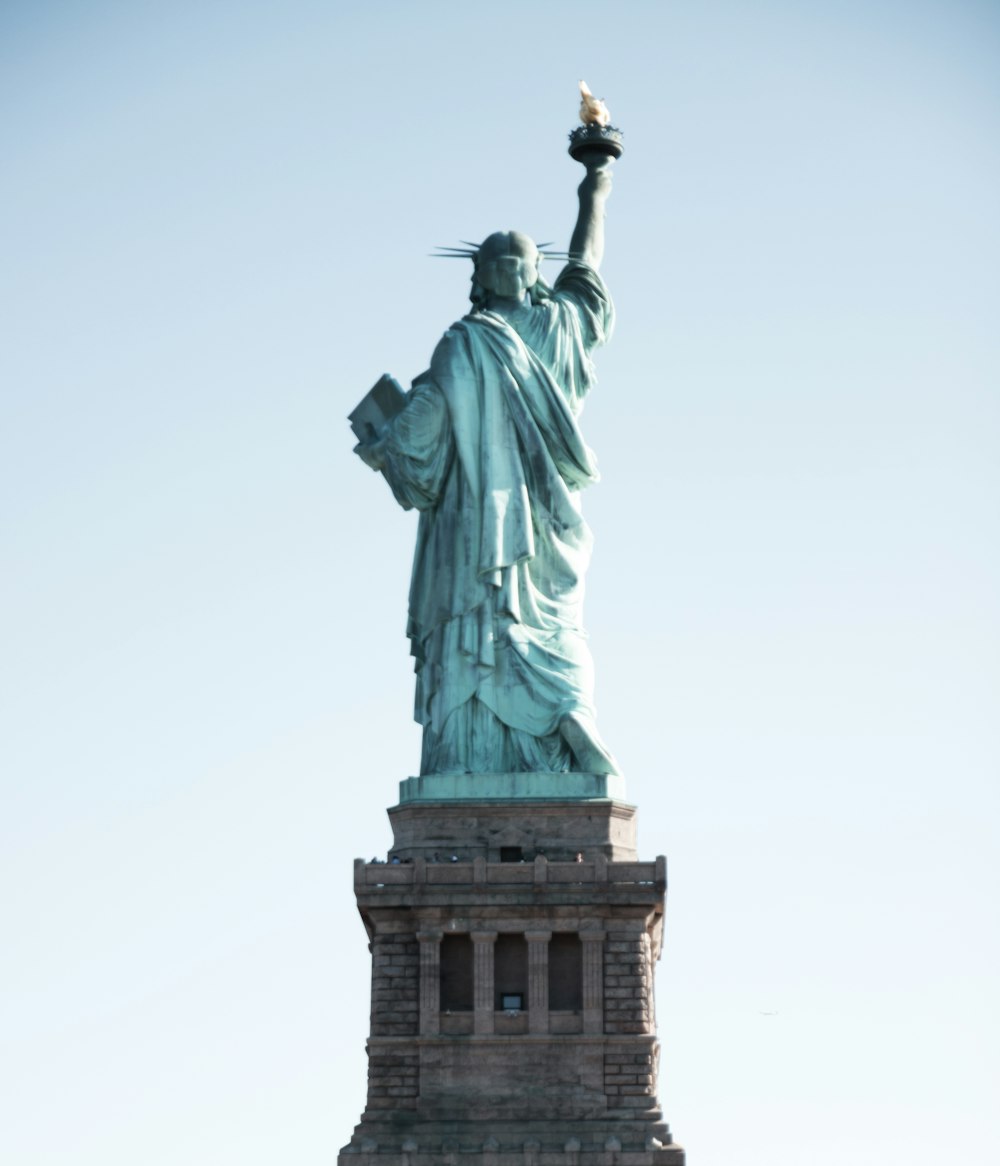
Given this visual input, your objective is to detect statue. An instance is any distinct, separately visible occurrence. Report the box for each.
[352,88,624,778]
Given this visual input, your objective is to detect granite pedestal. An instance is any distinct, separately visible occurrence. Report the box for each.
[338,777,684,1166]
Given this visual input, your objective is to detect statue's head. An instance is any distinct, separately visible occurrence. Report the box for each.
[473,231,540,303]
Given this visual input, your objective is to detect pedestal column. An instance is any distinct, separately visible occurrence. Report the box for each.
[526,930,551,1035]
[471,931,497,1035]
[417,930,441,1036]
[581,928,606,1034]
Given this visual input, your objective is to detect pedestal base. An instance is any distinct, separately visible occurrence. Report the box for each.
[399,772,627,804]
[388,792,638,863]
[340,1119,685,1166]
[340,790,683,1166]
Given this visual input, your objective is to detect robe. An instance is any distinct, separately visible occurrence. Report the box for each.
[377,262,618,776]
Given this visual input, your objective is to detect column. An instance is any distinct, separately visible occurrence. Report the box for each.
[525,930,551,1035]
[417,930,441,1036]
[471,931,497,1035]
[581,929,605,1034]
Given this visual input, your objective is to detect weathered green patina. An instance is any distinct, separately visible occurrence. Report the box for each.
[354,150,620,779]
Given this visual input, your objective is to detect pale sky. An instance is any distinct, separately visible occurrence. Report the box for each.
[2,2,998,1164]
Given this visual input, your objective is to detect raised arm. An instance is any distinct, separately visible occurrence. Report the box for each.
[568,154,614,270]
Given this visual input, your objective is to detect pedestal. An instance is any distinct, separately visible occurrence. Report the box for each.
[338,784,685,1166]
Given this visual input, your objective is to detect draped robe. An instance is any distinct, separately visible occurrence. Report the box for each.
[377,263,618,775]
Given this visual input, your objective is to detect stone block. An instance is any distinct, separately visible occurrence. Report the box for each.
[387,799,639,862]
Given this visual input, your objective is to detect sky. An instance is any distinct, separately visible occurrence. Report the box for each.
[1,1,998,1163]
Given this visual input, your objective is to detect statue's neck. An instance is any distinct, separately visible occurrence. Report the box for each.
[483,293,529,321]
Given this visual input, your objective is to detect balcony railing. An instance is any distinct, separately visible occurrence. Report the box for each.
[355,854,665,889]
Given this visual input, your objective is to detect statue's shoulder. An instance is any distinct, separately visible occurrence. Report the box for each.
[434,319,469,348]
[553,261,609,298]
[430,319,478,377]
[440,314,483,340]
[550,263,614,345]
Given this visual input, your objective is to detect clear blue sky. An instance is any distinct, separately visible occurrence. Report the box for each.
[2,2,998,1164]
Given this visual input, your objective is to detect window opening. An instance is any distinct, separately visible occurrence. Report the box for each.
[439,934,474,1011]
[494,933,528,1010]
[548,932,583,1011]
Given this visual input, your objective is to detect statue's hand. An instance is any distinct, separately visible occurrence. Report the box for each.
[354,437,386,471]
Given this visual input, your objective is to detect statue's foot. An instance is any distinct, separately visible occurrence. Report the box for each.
[559,713,622,776]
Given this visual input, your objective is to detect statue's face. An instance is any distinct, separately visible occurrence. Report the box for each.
[476,231,539,301]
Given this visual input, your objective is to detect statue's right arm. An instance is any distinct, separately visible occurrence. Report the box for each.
[568,155,614,270]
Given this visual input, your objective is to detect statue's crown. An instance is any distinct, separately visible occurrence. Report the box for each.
[433,236,569,263]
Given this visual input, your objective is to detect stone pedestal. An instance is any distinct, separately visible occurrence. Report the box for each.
[388,795,638,864]
[338,789,684,1166]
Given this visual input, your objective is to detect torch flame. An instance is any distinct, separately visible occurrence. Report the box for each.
[578,80,611,127]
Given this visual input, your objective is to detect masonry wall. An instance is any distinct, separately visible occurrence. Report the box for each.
[417,1040,607,1121]
[366,933,420,1111]
[603,1043,660,1115]
[342,846,682,1162]
[603,930,652,1037]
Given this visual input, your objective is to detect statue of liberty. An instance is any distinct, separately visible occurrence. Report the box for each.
[353,92,623,778]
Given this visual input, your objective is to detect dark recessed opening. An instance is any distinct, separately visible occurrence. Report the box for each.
[440,934,474,1011]
[549,932,584,1011]
[494,933,528,1010]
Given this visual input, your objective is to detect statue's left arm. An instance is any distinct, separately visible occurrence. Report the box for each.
[568,155,614,270]
[354,378,453,511]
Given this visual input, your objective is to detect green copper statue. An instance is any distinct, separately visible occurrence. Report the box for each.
[353,88,623,778]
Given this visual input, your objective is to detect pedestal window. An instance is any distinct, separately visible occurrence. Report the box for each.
[494,933,528,1010]
[548,932,584,1011]
[439,934,474,1011]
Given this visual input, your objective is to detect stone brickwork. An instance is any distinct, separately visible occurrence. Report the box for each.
[417,1038,606,1121]
[387,799,640,863]
[364,1047,419,1113]
[603,932,652,1036]
[339,800,684,1166]
[369,934,419,1038]
[603,1043,659,1114]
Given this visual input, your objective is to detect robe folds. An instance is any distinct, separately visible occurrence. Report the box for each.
[377,262,619,776]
